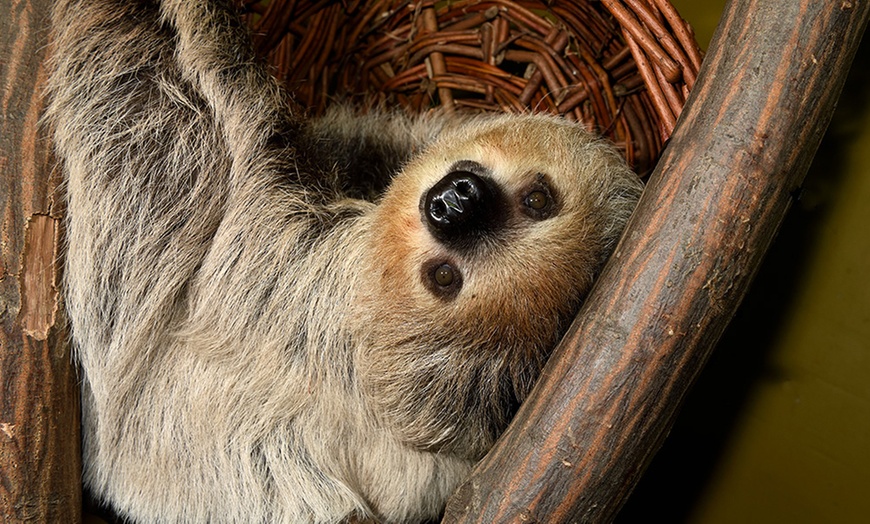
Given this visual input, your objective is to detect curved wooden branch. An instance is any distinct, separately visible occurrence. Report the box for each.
[443,0,869,522]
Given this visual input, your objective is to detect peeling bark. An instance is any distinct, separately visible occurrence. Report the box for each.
[19,215,61,340]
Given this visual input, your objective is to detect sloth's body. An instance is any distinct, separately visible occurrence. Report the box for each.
[47,0,643,522]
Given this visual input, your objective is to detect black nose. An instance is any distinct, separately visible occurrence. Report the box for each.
[423,171,499,243]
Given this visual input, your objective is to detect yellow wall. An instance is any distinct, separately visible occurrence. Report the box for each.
[619,2,870,523]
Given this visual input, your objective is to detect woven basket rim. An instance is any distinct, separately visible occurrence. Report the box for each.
[240,0,702,173]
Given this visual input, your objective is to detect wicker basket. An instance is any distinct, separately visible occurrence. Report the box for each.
[239,0,702,173]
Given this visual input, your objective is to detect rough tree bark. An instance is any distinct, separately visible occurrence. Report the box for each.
[0,0,82,522]
[443,0,869,522]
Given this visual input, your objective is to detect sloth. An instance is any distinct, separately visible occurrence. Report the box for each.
[47,0,643,522]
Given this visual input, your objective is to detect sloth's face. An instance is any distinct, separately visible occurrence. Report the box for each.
[416,157,560,301]
[358,114,640,455]
[368,115,635,338]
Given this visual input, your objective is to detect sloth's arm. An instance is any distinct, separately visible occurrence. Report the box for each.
[160,0,426,200]
[157,0,312,189]
[47,0,313,354]
[48,0,234,348]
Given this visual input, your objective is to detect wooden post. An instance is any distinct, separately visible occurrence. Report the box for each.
[0,0,82,522]
[443,0,870,522]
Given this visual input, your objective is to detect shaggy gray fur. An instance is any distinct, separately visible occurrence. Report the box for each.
[46,0,643,522]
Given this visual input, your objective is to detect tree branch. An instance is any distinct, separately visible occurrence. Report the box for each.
[443,0,870,522]
[0,0,82,521]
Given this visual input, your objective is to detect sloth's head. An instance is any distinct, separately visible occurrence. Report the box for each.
[357,114,643,458]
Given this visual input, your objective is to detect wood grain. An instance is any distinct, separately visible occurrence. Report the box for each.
[443,0,870,522]
[0,0,82,522]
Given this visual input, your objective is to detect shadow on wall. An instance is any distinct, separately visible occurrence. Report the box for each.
[616,29,870,524]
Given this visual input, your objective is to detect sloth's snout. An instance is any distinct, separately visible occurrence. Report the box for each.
[424,171,488,229]
[423,170,501,244]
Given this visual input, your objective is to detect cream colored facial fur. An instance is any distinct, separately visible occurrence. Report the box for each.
[47,0,643,522]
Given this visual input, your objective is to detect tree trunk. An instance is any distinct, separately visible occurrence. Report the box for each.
[0,0,82,522]
[443,0,870,522]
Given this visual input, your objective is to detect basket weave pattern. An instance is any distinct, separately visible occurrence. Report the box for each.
[240,0,701,172]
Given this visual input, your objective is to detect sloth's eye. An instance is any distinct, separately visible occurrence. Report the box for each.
[525,190,548,211]
[434,264,455,287]
[521,180,555,220]
[422,260,462,299]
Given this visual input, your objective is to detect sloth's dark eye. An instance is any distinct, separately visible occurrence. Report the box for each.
[422,261,462,299]
[521,180,555,220]
[524,190,548,211]
[434,263,455,287]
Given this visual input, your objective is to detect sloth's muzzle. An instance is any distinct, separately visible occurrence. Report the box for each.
[422,170,503,247]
